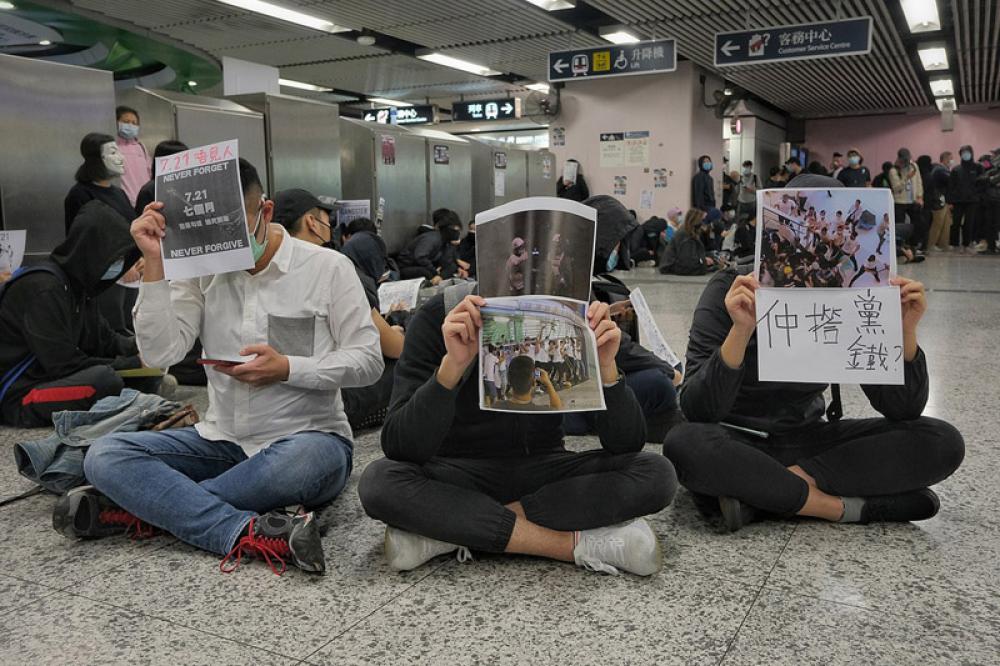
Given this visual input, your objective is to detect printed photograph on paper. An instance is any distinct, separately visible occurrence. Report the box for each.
[479,297,604,413]
[475,197,597,302]
[755,188,896,288]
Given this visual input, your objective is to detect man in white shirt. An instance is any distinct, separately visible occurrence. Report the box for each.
[53,159,383,576]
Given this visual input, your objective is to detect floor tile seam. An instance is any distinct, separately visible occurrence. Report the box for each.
[297,558,454,663]
[0,576,64,619]
[52,586,303,661]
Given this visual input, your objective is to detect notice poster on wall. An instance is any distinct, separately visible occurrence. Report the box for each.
[542,155,553,179]
[599,132,624,167]
[755,287,904,385]
[623,130,650,167]
[433,144,450,164]
[381,135,396,165]
[495,152,508,169]
[640,189,653,210]
[613,175,627,196]
[154,139,254,280]
[0,229,26,274]
[495,170,506,197]
[653,168,668,188]
[335,199,371,227]
[551,126,566,147]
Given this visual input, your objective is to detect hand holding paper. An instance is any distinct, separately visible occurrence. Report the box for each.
[890,276,926,361]
[439,295,485,389]
[725,274,760,334]
[588,301,621,383]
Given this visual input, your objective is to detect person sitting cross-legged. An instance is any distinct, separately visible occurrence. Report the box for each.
[663,269,964,532]
[53,159,384,575]
[358,294,677,575]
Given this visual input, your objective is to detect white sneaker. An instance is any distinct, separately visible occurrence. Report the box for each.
[573,519,662,576]
[156,373,178,399]
[976,241,988,252]
[384,526,471,571]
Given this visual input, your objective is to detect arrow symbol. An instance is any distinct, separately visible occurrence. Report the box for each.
[364,113,375,121]
[552,58,568,74]
[721,40,740,56]
[501,102,514,114]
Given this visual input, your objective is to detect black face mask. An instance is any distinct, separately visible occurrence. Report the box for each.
[440,226,461,243]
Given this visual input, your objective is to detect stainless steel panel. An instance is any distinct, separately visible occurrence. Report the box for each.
[174,107,267,193]
[339,118,376,203]
[0,55,115,255]
[230,94,341,198]
[408,129,472,227]
[495,148,527,206]
[468,138,497,216]
[526,149,557,197]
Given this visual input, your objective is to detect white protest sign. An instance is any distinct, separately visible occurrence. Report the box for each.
[336,199,371,227]
[377,278,424,315]
[629,288,681,368]
[155,139,254,280]
[0,230,26,273]
[562,160,578,183]
[755,286,904,385]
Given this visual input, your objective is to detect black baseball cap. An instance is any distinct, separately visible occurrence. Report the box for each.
[272,188,335,229]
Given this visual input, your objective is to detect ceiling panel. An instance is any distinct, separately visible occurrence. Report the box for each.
[951,0,1000,105]
[214,34,386,66]
[282,54,487,95]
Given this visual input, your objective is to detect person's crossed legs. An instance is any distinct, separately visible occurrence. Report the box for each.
[664,417,964,531]
[59,426,353,573]
[359,449,676,574]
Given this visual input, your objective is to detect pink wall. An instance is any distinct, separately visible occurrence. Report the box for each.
[804,111,1000,168]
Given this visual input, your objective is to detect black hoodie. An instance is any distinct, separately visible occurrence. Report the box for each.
[341,230,389,285]
[0,200,142,395]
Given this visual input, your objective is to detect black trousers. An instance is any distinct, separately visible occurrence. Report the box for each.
[343,358,396,431]
[2,365,124,428]
[950,202,978,247]
[359,450,677,553]
[663,417,964,516]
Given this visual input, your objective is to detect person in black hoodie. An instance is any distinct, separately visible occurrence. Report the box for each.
[396,209,462,282]
[358,291,676,575]
[0,201,144,426]
[556,159,590,202]
[662,268,964,532]
[134,140,189,216]
[948,144,984,251]
[457,220,477,278]
[341,217,390,285]
[692,155,716,211]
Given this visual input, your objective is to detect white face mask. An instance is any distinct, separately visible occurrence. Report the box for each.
[101,142,125,176]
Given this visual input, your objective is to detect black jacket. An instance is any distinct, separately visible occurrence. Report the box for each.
[659,229,707,276]
[64,181,135,234]
[380,294,645,463]
[457,233,476,277]
[0,201,141,399]
[680,269,930,435]
[836,166,871,188]
[692,171,716,211]
[557,175,590,202]
[342,230,389,285]
[135,179,156,216]
[948,160,985,203]
[397,230,444,279]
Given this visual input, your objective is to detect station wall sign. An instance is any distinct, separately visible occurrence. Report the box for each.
[548,39,676,82]
[451,98,521,122]
[715,17,872,66]
[363,105,437,125]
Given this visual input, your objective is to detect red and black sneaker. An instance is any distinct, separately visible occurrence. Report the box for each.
[52,485,156,539]
[220,511,325,576]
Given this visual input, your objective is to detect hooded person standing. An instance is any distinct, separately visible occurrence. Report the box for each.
[114,106,152,207]
[0,201,145,426]
[692,156,716,212]
[948,144,984,252]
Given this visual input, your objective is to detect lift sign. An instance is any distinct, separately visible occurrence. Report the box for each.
[452,98,521,122]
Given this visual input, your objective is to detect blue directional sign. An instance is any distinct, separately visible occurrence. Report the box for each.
[714,17,872,67]
[548,39,676,82]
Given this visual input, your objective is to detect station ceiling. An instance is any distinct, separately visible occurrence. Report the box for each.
[37,0,1000,117]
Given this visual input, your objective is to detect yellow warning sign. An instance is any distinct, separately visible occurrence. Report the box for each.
[593,50,611,72]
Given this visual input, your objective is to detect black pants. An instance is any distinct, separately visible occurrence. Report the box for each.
[359,450,677,553]
[2,365,124,428]
[950,202,978,247]
[343,358,396,431]
[663,417,964,516]
[978,200,999,250]
[399,266,434,281]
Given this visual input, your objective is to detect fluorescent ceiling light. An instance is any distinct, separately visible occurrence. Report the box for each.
[368,97,413,107]
[901,0,941,34]
[38,39,52,45]
[215,0,347,33]
[187,80,198,86]
[0,2,16,10]
[522,0,575,9]
[917,46,948,70]
[935,97,956,111]
[416,51,501,76]
[279,78,329,92]
[929,77,953,96]
[599,25,640,44]
[525,82,550,92]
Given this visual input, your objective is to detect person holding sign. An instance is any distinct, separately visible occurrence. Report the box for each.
[556,159,589,202]
[663,268,964,532]
[359,294,676,575]
[58,159,384,576]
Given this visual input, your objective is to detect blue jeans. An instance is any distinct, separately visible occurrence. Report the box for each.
[83,427,353,555]
[563,368,677,436]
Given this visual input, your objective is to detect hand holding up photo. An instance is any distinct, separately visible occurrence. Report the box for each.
[439,295,486,389]
[587,301,621,383]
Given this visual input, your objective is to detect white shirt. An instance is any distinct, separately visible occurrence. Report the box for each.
[483,353,498,383]
[550,347,563,363]
[134,227,383,456]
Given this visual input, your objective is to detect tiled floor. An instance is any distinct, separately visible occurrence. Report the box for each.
[1,252,997,665]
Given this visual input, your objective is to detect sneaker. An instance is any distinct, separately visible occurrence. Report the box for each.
[220,512,325,575]
[156,373,178,400]
[52,485,155,539]
[858,489,940,524]
[573,519,662,576]
[975,240,988,252]
[384,526,471,571]
[718,496,762,533]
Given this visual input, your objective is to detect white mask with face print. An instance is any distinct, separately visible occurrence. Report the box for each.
[101,142,126,176]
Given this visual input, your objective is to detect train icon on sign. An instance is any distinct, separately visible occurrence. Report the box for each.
[571,54,589,76]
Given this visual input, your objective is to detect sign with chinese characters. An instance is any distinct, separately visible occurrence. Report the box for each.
[363,105,438,125]
[755,286,904,385]
[494,152,507,169]
[613,175,627,196]
[599,131,649,168]
[715,17,872,67]
[0,229,26,274]
[452,98,521,122]
[335,199,370,227]
[154,139,254,280]
[381,135,396,165]
[433,144,450,164]
[377,278,424,315]
[548,39,676,82]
